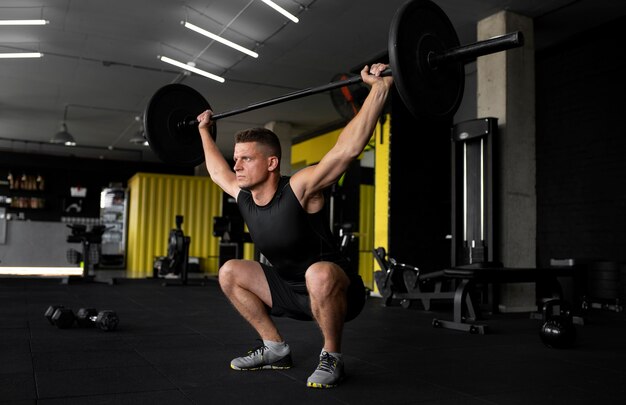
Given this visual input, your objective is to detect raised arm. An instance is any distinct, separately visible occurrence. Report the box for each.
[197,110,240,199]
[291,63,393,207]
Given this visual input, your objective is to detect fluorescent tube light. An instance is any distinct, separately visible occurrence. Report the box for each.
[260,0,299,23]
[0,52,43,58]
[0,19,49,25]
[158,55,225,83]
[183,22,258,58]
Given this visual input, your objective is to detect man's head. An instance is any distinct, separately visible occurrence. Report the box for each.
[233,128,282,190]
[235,128,282,162]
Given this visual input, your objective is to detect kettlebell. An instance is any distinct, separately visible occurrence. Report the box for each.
[539,299,576,349]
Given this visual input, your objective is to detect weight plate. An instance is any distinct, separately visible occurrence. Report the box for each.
[388,0,464,120]
[329,73,369,121]
[144,83,213,167]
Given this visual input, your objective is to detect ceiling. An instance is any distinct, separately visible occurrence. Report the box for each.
[1,0,625,164]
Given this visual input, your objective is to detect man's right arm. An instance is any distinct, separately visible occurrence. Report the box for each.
[197,110,240,199]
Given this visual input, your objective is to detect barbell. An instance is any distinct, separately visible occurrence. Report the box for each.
[144,0,524,166]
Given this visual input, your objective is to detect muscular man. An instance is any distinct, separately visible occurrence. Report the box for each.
[197,63,393,388]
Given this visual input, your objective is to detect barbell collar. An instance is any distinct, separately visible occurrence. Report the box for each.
[428,31,524,69]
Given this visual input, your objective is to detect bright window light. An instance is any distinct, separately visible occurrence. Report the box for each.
[158,55,225,83]
[0,19,49,25]
[260,0,299,23]
[183,22,259,58]
[0,52,43,58]
[0,267,83,277]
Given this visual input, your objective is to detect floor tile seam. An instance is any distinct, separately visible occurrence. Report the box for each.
[28,324,41,401]
[131,346,200,404]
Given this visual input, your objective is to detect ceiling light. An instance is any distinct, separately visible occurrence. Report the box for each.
[0,19,49,25]
[260,0,299,23]
[130,130,149,146]
[158,55,225,83]
[50,105,77,146]
[0,52,43,58]
[50,123,77,146]
[182,21,259,58]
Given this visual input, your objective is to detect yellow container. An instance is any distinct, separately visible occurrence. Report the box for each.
[126,172,222,278]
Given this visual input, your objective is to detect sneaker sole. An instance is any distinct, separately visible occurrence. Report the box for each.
[306,381,338,389]
[231,364,292,371]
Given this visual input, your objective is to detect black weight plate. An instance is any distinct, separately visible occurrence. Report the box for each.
[329,73,369,121]
[144,83,213,167]
[389,0,464,120]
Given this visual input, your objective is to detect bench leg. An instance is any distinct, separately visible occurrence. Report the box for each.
[433,278,487,334]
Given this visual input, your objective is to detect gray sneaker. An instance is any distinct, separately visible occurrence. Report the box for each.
[230,342,293,371]
[306,350,344,388]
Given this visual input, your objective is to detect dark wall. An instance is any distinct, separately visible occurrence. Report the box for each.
[0,151,193,221]
[389,90,452,272]
[536,16,626,266]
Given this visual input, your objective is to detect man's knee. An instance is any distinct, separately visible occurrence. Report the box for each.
[218,259,243,290]
[305,263,349,298]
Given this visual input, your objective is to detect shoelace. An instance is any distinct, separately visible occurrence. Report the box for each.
[246,340,268,358]
[317,352,338,373]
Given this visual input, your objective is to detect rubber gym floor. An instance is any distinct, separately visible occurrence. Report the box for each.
[1,277,625,404]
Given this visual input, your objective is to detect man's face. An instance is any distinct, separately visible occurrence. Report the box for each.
[233,141,273,190]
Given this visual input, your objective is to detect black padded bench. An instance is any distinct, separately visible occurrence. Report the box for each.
[432,266,580,334]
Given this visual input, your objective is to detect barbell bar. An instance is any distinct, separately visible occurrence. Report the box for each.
[144,0,525,167]
[175,32,522,129]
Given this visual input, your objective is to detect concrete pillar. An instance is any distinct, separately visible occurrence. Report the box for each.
[477,12,536,312]
[264,121,293,175]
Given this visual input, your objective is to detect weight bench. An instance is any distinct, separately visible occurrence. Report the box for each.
[373,246,581,334]
[432,266,579,334]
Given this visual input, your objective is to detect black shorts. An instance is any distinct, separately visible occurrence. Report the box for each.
[260,263,366,322]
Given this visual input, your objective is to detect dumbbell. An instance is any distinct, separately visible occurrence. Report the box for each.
[76,308,119,331]
[43,305,76,329]
[44,305,119,331]
[44,304,64,325]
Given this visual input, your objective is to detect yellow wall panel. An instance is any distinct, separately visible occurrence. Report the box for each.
[373,115,391,293]
[359,184,375,289]
[291,128,342,167]
[126,172,222,278]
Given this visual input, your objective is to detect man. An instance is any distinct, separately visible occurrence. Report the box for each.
[196,63,393,388]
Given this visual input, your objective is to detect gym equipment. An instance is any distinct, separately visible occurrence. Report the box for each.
[373,247,455,309]
[143,0,524,166]
[429,267,583,334]
[539,299,576,349]
[329,73,369,121]
[44,306,119,331]
[581,296,623,313]
[64,223,115,285]
[76,308,120,331]
[44,304,65,325]
[50,308,76,329]
[161,215,205,286]
[75,307,98,327]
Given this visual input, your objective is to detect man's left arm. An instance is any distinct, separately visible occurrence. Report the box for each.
[291,64,393,204]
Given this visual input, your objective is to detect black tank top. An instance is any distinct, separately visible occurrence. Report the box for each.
[237,176,350,283]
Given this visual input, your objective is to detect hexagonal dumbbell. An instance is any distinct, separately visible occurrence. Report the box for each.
[76,308,119,331]
[44,305,64,325]
[51,308,76,329]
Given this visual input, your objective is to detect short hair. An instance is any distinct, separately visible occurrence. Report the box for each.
[235,128,282,161]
